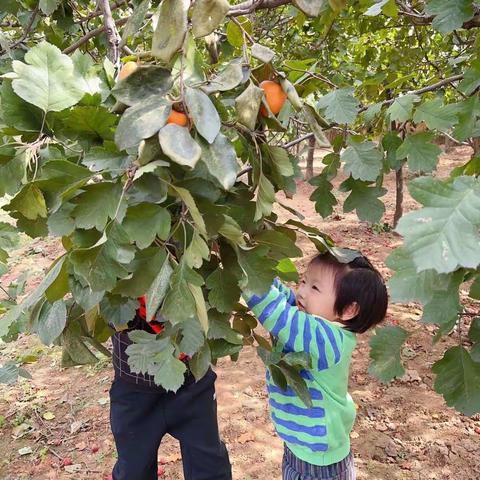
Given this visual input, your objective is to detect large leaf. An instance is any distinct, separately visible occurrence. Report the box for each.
[145,255,173,321]
[111,66,173,106]
[425,0,474,34]
[115,96,171,151]
[413,98,458,131]
[254,173,275,221]
[309,175,337,218]
[185,87,221,144]
[459,59,480,95]
[396,133,442,173]
[192,0,230,38]
[71,182,123,231]
[39,0,61,15]
[7,184,47,220]
[432,346,480,416]
[123,203,170,249]
[184,230,210,269]
[200,134,238,190]
[70,222,135,291]
[368,326,409,382]
[122,0,151,43]
[235,82,263,130]
[453,95,480,141]
[342,137,383,182]
[317,88,359,125]
[237,246,277,296]
[170,185,207,237]
[203,60,246,94]
[254,230,302,258]
[0,81,43,132]
[159,124,202,168]
[302,105,330,147]
[0,150,26,198]
[342,178,386,224]
[33,300,67,346]
[386,94,419,122]
[11,41,85,112]
[82,146,131,177]
[179,318,205,356]
[206,268,241,313]
[151,0,189,63]
[58,106,117,141]
[396,176,480,273]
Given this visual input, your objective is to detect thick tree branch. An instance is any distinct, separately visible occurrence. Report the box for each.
[100,0,122,64]
[228,0,291,16]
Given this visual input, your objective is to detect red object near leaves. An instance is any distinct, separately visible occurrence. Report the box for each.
[62,458,73,467]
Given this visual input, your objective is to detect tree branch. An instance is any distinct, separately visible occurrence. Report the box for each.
[99,0,122,64]
[228,0,291,17]
[9,6,39,50]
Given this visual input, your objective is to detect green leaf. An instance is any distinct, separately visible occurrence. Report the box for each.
[453,96,480,141]
[276,258,299,283]
[0,81,43,132]
[277,363,312,408]
[469,276,480,300]
[123,203,170,249]
[218,215,245,246]
[70,222,135,291]
[70,277,105,312]
[191,0,230,38]
[189,284,209,332]
[179,317,205,356]
[396,176,480,273]
[7,184,47,220]
[235,82,263,130]
[115,97,171,151]
[309,175,336,218]
[71,182,123,231]
[58,106,117,141]
[203,60,246,94]
[11,41,85,112]
[209,338,243,359]
[161,261,198,325]
[469,318,480,343]
[238,246,277,295]
[368,326,409,382]
[459,59,480,95]
[342,179,386,224]
[382,131,404,170]
[189,342,212,380]
[82,146,131,177]
[251,43,275,63]
[396,133,442,173]
[208,311,243,344]
[432,346,480,416]
[184,230,210,269]
[100,294,137,327]
[226,17,252,47]
[293,0,328,17]
[386,94,419,122]
[0,150,26,198]
[111,66,173,106]
[254,173,275,221]
[425,0,474,35]
[413,98,458,131]
[185,87,221,144]
[170,185,207,237]
[200,134,238,190]
[145,254,173,321]
[264,145,294,177]
[342,137,383,182]
[206,268,241,313]
[254,230,302,258]
[114,248,168,298]
[122,0,151,43]
[159,124,202,168]
[61,316,99,366]
[33,300,67,346]
[39,0,61,15]
[0,362,31,384]
[152,0,189,63]
[302,105,330,147]
[317,88,359,125]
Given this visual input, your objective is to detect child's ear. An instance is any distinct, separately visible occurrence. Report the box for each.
[340,302,359,321]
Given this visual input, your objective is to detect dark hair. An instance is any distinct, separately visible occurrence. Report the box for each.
[310,252,388,334]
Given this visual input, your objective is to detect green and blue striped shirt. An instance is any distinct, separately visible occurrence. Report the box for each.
[245,279,357,466]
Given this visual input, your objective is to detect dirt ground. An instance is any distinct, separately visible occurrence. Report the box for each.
[0,146,479,480]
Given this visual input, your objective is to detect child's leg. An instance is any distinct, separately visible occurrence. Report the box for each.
[282,445,356,480]
[110,378,168,480]
[166,369,232,480]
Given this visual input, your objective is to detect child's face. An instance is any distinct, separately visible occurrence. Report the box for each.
[296,262,338,321]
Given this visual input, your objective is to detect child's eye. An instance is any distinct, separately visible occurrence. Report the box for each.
[312,285,320,292]
[300,279,306,284]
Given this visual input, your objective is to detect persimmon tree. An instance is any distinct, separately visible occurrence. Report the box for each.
[0,0,479,415]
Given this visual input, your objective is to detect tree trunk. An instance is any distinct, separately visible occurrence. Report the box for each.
[393,165,404,229]
[305,135,316,181]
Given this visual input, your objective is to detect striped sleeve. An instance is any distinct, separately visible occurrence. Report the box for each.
[244,281,345,370]
[273,278,296,305]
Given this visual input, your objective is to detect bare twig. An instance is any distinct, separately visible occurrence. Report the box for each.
[228,0,291,16]
[9,6,39,49]
[74,0,127,23]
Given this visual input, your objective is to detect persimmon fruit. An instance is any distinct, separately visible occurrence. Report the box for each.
[259,80,287,116]
[166,110,189,127]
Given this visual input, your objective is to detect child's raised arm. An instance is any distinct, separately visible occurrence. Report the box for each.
[243,280,345,370]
